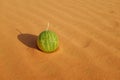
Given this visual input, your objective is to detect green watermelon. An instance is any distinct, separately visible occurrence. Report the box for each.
[37,30,59,53]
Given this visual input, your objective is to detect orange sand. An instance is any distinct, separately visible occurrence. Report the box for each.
[0,0,120,80]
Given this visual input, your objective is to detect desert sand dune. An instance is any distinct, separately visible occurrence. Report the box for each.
[0,0,120,80]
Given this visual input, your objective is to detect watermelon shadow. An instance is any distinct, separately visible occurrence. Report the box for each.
[17,34,38,49]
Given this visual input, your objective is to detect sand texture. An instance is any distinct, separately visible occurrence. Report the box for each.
[0,0,120,80]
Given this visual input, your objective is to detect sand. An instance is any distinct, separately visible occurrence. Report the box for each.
[0,0,120,80]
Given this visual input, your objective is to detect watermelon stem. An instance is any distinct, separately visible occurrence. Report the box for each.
[46,22,50,31]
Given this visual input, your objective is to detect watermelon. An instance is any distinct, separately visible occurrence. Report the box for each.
[37,30,59,53]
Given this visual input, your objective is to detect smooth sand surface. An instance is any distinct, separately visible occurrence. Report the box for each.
[0,0,120,80]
